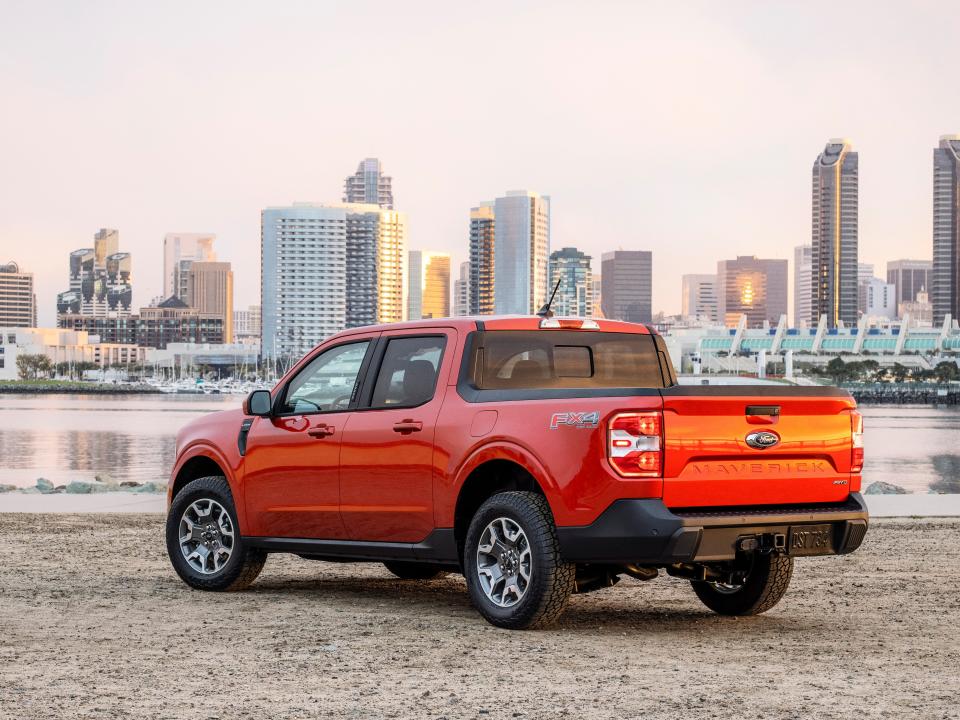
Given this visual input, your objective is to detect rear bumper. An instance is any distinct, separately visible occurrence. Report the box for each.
[556,493,869,564]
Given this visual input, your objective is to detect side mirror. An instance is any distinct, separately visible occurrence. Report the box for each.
[244,389,273,417]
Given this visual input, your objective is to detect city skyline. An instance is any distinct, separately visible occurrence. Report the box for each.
[4,4,958,327]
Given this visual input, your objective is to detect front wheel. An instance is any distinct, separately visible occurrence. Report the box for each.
[691,553,794,616]
[464,491,575,629]
[166,475,266,591]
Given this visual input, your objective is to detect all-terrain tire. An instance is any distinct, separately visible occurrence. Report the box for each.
[464,491,575,630]
[691,553,794,616]
[383,561,447,580]
[166,475,266,591]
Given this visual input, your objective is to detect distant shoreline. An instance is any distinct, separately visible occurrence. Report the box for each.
[0,381,162,395]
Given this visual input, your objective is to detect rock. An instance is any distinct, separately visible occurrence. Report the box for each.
[36,478,55,493]
[119,481,141,488]
[864,481,909,495]
[130,481,167,494]
[0,484,17,493]
[65,479,112,494]
[929,478,960,494]
[52,485,66,494]
[17,486,40,494]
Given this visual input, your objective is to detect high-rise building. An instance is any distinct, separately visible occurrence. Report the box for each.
[857,263,876,317]
[453,261,470,316]
[493,191,551,315]
[887,259,932,311]
[163,233,216,299]
[56,228,133,319]
[185,261,234,343]
[933,135,960,324]
[468,203,495,315]
[261,202,406,359]
[261,204,348,360]
[863,277,897,319]
[0,262,37,327]
[794,244,813,326]
[601,250,652,324]
[681,273,719,323]
[548,247,593,317]
[717,256,788,328]
[408,250,451,320]
[233,305,262,341]
[343,158,394,209]
[812,139,859,327]
[344,205,407,328]
[591,274,602,317]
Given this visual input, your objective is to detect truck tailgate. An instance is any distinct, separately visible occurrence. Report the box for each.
[660,386,858,508]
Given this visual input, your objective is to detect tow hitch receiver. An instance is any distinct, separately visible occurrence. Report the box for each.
[737,533,787,555]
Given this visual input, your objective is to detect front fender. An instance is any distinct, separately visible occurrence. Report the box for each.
[168,441,247,529]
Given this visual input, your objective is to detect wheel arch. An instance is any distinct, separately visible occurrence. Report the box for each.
[169,445,239,518]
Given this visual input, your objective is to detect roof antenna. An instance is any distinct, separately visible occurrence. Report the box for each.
[537,278,562,318]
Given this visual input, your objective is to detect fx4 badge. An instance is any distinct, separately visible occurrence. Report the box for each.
[550,411,600,430]
[745,430,780,450]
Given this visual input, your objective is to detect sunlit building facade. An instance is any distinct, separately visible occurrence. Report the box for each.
[0,262,37,328]
[468,203,495,315]
[887,259,932,311]
[185,261,234,343]
[493,191,550,315]
[163,233,216,299]
[812,139,859,327]
[56,228,133,319]
[933,135,960,324]
[717,256,788,328]
[408,250,451,320]
[548,247,592,317]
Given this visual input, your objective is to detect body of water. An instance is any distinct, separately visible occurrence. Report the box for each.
[0,395,957,495]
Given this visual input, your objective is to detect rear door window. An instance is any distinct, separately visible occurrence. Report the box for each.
[471,331,665,389]
[370,336,446,408]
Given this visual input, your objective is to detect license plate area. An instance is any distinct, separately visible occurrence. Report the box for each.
[788,524,834,556]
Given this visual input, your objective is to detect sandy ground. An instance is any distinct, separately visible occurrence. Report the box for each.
[1,516,958,720]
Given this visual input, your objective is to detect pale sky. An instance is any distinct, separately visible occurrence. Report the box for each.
[2,1,958,326]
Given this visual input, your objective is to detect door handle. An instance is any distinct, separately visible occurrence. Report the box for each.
[393,420,423,434]
[308,424,335,438]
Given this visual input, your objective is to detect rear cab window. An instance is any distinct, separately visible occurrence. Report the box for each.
[461,330,672,400]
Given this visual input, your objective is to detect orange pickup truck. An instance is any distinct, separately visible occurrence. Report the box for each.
[166,316,868,629]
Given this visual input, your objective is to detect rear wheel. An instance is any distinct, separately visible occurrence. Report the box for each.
[166,476,266,591]
[464,491,575,629]
[383,561,446,580]
[691,553,793,616]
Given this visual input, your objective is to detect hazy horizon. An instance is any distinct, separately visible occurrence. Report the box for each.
[2,1,959,326]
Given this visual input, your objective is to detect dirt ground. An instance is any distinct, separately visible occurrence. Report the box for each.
[0,515,958,720]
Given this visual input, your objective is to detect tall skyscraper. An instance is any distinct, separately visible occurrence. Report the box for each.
[261,204,348,360]
[493,191,551,315]
[548,247,593,317]
[887,259,932,310]
[591,273,602,317]
[185,261,234,343]
[794,244,813,326]
[343,158,394,209]
[56,228,133,319]
[344,205,407,327]
[163,233,216,299]
[812,138,859,327]
[468,203,495,315]
[408,250,451,320]
[681,273,719,323]
[717,256,788,328]
[933,135,960,324]
[0,261,37,327]
[453,261,470,316]
[601,250,652,324]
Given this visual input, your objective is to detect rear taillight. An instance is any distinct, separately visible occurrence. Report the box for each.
[608,412,662,477]
[850,410,864,473]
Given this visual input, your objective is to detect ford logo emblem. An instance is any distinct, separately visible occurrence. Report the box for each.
[745,431,780,450]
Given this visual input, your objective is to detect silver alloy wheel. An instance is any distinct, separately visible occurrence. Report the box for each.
[709,581,745,594]
[476,517,532,608]
[179,499,235,574]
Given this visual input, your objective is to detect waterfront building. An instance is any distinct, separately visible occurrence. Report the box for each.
[887,259,932,312]
[681,273,719,324]
[453,262,470,317]
[184,261,234,343]
[163,233,216,299]
[812,139,859,327]
[343,158,394,209]
[493,191,550,315]
[233,305,261,341]
[863,277,897,319]
[794,245,813,326]
[933,135,960,325]
[717,256,788,328]
[601,250,652,324]
[56,229,133,319]
[0,262,37,327]
[0,327,145,380]
[145,341,260,372]
[408,250,450,320]
[468,203,495,315]
[548,247,592,317]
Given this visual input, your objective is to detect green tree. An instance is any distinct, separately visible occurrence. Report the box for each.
[890,363,910,383]
[934,361,960,384]
[15,353,52,380]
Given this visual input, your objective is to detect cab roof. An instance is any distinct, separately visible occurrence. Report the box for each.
[333,316,654,337]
